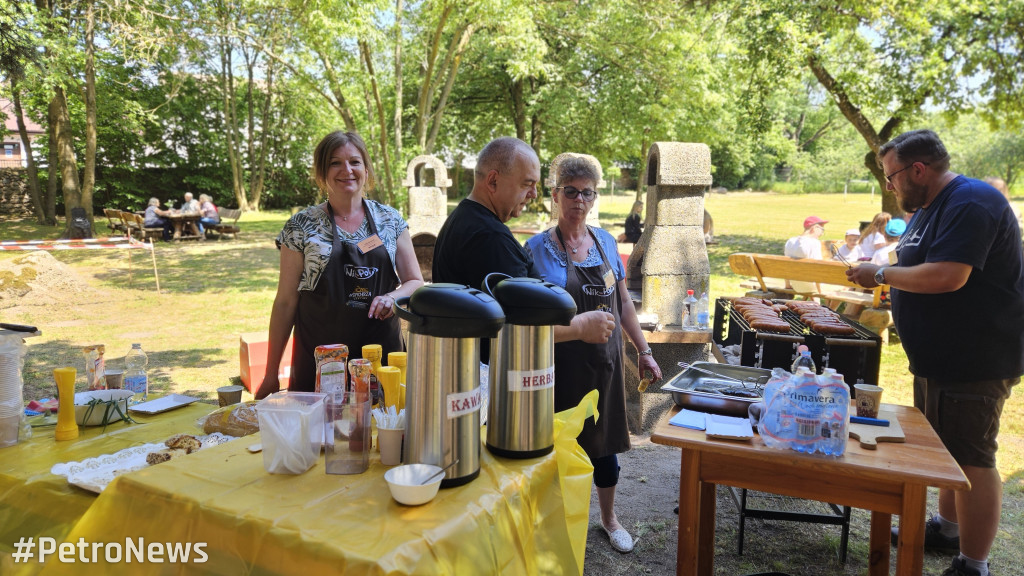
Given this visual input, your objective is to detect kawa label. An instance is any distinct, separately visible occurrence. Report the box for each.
[507,366,555,392]
[446,386,482,419]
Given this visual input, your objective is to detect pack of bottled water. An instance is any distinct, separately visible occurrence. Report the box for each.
[758,361,851,457]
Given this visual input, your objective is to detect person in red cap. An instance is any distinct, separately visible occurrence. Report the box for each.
[784,215,828,259]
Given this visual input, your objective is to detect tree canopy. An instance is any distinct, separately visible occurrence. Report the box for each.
[1,0,1021,226]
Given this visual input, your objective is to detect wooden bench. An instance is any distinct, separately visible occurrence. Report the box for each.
[728,252,885,310]
[208,207,241,239]
[129,213,165,241]
[103,208,127,235]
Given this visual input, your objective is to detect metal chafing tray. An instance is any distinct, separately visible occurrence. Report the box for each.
[660,362,771,417]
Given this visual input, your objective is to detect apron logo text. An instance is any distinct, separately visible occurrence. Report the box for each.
[345,265,378,279]
[582,284,614,297]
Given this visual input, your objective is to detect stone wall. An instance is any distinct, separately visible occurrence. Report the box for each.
[0,169,33,218]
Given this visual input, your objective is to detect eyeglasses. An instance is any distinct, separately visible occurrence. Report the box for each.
[557,186,597,201]
[885,162,929,183]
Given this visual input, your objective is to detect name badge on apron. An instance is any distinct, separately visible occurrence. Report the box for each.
[357,234,384,254]
[603,268,615,289]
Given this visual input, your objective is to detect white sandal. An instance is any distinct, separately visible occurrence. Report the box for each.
[603,526,634,553]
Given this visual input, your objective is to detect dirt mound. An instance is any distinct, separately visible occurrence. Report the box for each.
[0,251,92,305]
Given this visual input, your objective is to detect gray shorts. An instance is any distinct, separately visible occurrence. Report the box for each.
[913,376,1018,469]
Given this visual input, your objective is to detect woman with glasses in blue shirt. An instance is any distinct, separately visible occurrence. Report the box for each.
[524,156,662,554]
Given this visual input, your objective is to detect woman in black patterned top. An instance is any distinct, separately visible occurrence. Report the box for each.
[257,131,424,398]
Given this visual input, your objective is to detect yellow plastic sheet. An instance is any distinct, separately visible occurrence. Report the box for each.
[32,394,597,575]
[0,403,215,576]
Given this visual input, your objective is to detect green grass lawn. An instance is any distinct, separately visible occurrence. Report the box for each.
[2,192,1021,496]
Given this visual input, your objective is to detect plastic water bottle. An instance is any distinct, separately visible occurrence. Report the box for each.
[696,292,710,330]
[681,290,698,330]
[124,343,149,400]
[760,368,795,450]
[790,367,821,454]
[791,345,816,374]
[817,368,850,456]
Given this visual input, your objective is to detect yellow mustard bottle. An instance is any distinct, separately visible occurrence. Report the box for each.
[362,344,383,408]
[377,366,401,412]
[54,367,79,441]
[387,352,407,411]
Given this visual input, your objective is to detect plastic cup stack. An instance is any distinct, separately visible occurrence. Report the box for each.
[0,335,27,448]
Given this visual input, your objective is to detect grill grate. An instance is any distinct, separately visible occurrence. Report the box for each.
[727,302,877,341]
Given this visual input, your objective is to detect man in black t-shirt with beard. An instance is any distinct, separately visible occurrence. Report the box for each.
[848,130,1023,576]
[433,137,615,361]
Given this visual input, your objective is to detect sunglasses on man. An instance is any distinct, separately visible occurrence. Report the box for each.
[556,186,597,201]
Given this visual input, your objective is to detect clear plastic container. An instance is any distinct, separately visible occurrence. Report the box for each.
[124,344,148,400]
[817,368,850,456]
[257,391,326,474]
[791,345,816,374]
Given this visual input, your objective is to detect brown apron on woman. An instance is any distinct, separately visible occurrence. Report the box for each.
[554,227,629,459]
[290,201,404,392]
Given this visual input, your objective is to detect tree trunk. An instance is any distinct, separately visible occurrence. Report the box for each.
[393,0,404,167]
[414,4,453,149]
[10,80,47,224]
[220,35,248,210]
[510,78,526,141]
[426,24,473,153]
[359,39,394,204]
[46,94,59,224]
[249,59,275,212]
[81,0,97,226]
[636,130,650,204]
[53,86,83,238]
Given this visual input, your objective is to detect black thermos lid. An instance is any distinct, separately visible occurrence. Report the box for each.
[395,283,505,338]
[485,277,577,326]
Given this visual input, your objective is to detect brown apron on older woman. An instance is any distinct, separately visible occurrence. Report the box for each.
[553,227,629,459]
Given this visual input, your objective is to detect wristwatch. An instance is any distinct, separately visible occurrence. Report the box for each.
[874,267,887,285]
[638,347,653,356]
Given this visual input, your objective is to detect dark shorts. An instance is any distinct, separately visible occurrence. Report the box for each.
[913,376,1018,468]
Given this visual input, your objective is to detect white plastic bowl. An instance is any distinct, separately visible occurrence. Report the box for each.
[384,464,443,506]
[74,389,134,426]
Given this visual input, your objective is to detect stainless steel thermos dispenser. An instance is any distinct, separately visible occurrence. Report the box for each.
[395,284,504,487]
[483,275,576,458]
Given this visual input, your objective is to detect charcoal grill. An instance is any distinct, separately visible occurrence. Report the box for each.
[712,297,881,388]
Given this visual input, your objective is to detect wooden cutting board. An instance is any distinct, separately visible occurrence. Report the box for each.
[848,409,905,449]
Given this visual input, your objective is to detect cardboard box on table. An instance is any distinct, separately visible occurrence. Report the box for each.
[240,332,293,392]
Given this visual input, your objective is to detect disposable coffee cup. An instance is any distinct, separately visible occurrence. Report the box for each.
[854,384,884,419]
[377,427,404,466]
[217,385,244,407]
[104,370,124,389]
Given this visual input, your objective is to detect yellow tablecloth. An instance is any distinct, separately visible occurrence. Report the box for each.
[0,403,215,575]
[22,392,596,575]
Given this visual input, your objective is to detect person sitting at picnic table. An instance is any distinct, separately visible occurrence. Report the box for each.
[871,218,906,267]
[197,194,219,235]
[858,212,891,260]
[144,197,173,240]
[616,201,644,244]
[180,192,200,213]
[834,228,863,262]
[784,215,827,259]
[257,131,424,399]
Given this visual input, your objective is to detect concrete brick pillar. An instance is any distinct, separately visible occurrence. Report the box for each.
[627,143,711,326]
[623,143,713,433]
[545,153,604,229]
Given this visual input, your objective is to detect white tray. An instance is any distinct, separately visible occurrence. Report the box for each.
[129,394,200,415]
[51,433,234,493]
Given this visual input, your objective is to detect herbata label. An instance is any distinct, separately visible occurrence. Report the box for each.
[507,366,555,392]
[446,387,482,419]
[344,265,378,280]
